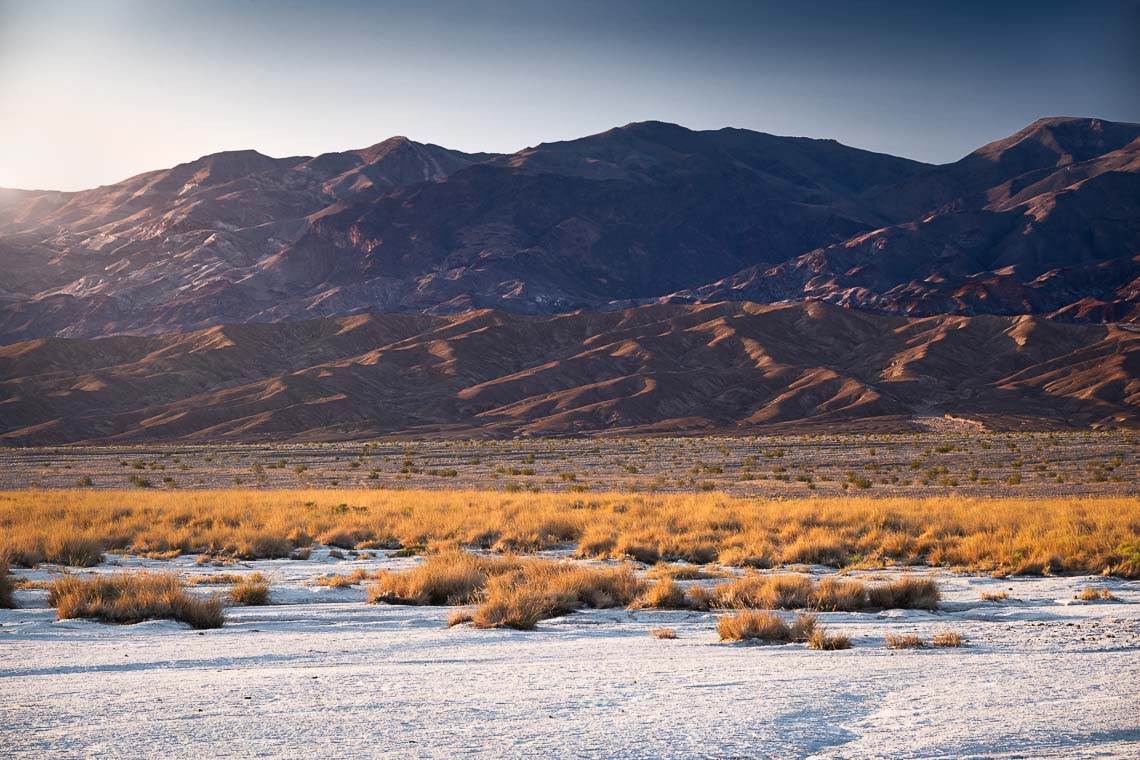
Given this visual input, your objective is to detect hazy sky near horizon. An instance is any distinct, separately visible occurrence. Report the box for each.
[1,0,1137,191]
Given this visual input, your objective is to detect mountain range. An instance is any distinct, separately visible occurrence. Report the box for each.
[2,117,1138,344]
[2,117,1139,441]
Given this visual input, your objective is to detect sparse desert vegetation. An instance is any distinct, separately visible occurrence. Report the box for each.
[932,630,964,647]
[228,573,271,605]
[1075,587,1118,602]
[717,611,820,643]
[46,572,224,628]
[650,627,678,639]
[2,490,1137,578]
[885,634,927,649]
[3,432,1136,499]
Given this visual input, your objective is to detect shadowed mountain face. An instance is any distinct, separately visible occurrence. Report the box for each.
[2,301,1137,444]
[3,118,1138,343]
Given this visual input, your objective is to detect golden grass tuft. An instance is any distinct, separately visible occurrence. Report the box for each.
[650,627,678,639]
[932,630,964,647]
[980,590,1009,601]
[714,574,814,609]
[228,573,270,605]
[312,568,372,588]
[1075,587,1117,602]
[0,562,15,609]
[1,491,1137,578]
[808,629,852,650]
[647,562,725,580]
[47,572,224,628]
[866,577,940,610]
[447,608,475,627]
[186,573,242,585]
[710,573,937,611]
[717,610,791,642]
[368,551,523,606]
[470,562,644,630]
[885,633,926,649]
[630,578,688,609]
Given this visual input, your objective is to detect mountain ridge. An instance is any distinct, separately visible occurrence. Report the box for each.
[0,117,1138,345]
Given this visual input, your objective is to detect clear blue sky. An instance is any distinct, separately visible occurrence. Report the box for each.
[1,0,1137,190]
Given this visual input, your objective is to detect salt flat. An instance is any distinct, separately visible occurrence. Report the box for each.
[3,555,1138,759]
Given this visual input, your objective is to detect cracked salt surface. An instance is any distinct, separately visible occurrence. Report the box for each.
[2,554,1138,758]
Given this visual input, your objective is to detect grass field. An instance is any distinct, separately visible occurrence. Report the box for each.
[2,489,1138,577]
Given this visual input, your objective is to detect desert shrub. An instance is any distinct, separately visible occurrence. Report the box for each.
[44,536,104,567]
[650,627,677,639]
[648,562,724,580]
[788,612,818,641]
[312,569,370,588]
[630,579,688,609]
[470,562,644,630]
[811,577,868,611]
[717,611,790,642]
[885,633,926,649]
[186,574,241,585]
[613,537,660,565]
[318,528,367,550]
[229,573,270,605]
[980,590,1009,601]
[0,563,15,609]
[289,547,313,560]
[685,585,716,610]
[447,608,475,627]
[368,552,523,606]
[808,629,852,650]
[717,546,774,569]
[714,574,813,610]
[47,572,224,628]
[867,577,940,610]
[932,630,963,647]
[1075,587,1117,602]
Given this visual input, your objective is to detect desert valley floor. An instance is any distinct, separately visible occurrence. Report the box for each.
[4,554,1139,758]
[2,432,1138,758]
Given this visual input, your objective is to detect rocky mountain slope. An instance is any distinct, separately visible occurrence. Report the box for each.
[2,301,1136,444]
[3,118,1137,345]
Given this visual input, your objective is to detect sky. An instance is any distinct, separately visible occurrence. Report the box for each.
[0,0,1138,191]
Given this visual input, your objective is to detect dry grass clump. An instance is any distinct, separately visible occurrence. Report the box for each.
[368,551,523,605]
[228,573,270,605]
[447,608,475,627]
[470,562,644,630]
[717,610,820,643]
[980,590,1009,601]
[47,572,224,628]
[710,573,937,611]
[647,562,725,580]
[650,627,678,639]
[714,574,814,609]
[0,563,15,609]
[1075,587,1117,602]
[932,630,964,647]
[718,611,792,642]
[2,491,1137,577]
[630,578,688,609]
[312,568,372,588]
[186,573,242,585]
[885,633,926,649]
[812,577,869,611]
[808,629,852,650]
[866,577,940,610]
